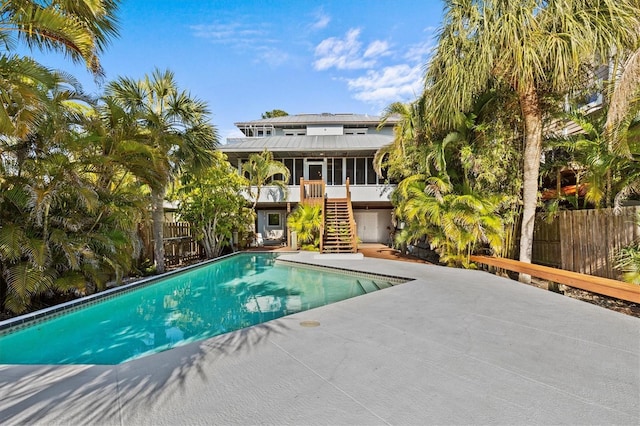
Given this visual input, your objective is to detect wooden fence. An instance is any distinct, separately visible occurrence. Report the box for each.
[532,206,640,279]
[141,222,205,267]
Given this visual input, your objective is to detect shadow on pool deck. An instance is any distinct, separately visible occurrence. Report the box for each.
[0,252,638,425]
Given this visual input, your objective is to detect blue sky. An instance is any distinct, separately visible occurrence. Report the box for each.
[25,0,444,141]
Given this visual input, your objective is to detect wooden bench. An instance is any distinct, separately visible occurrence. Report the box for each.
[470,255,640,304]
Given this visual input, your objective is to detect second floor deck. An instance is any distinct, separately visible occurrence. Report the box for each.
[248,181,395,206]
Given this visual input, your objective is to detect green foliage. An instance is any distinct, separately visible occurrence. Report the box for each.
[0,0,121,76]
[0,55,58,139]
[379,91,520,267]
[0,74,146,314]
[614,213,640,285]
[261,109,288,119]
[242,149,290,210]
[394,176,507,268]
[615,243,640,284]
[105,68,218,274]
[177,152,254,258]
[287,204,323,251]
[541,106,640,212]
[426,0,640,265]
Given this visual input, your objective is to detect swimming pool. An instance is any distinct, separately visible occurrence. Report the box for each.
[0,253,405,365]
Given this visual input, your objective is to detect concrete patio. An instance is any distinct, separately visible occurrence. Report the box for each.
[0,253,638,425]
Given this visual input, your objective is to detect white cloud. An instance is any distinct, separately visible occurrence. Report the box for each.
[403,40,435,63]
[191,20,294,68]
[363,40,391,58]
[310,10,331,30]
[190,22,268,45]
[311,25,432,106]
[313,28,380,70]
[347,64,424,104]
[256,47,290,67]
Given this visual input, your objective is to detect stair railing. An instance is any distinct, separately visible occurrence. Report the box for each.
[345,178,358,253]
[319,196,325,253]
[299,178,325,206]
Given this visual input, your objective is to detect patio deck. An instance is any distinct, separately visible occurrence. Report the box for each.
[0,251,638,425]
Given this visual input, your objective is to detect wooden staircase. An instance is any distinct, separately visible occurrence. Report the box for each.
[299,177,358,254]
[323,198,357,253]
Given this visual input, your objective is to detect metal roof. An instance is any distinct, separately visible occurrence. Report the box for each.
[219,134,393,158]
[234,113,399,127]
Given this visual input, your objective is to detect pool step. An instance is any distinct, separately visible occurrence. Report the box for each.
[356,279,393,293]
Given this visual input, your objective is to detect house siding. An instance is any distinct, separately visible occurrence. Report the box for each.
[221,113,399,244]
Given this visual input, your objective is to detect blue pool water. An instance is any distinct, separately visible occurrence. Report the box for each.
[0,253,403,365]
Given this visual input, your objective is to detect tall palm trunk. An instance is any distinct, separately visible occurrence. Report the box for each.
[518,84,543,283]
[151,186,166,274]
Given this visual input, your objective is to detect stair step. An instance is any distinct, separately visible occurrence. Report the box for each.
[323,247,355,250]
[357,280,379,293]
[322,197,355,254]
[372,280,392,289]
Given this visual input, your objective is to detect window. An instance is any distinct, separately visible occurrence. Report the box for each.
[344,128,368,135]
[267,213,280,227]
[356,158,366,185]
[367,158,377,184]
[333,158,343,185]
[284,159,294,184]
[284,129,306,136]
[294,159,303,185]
[326,158,343,185]
[345,158,355,185]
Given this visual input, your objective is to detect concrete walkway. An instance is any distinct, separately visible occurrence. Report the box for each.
[1,253,638,425]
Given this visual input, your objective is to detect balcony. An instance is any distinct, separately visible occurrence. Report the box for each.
[248,183,395,204]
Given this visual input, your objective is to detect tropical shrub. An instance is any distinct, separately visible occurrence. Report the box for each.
[177,152,254,258]
[614,213,640,284]
[287,204,323,251]
[615,243,640,284]
[377,91,520,267]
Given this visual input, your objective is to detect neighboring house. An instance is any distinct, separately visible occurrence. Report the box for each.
[219,113,400,249]
[541,63,610,200]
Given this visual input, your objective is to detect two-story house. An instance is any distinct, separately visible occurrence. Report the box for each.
[219,113,399,251]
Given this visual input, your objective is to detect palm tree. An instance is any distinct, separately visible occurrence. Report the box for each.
[427,0,640,280]
[242,149,290,210]
[605,44,640,155]
[0,76,146,314]
[106,69,218,274]
[0,55,58,140]
[0,0,120,76]
[612,111,640,207]
[373,97,429,181]
[394,175,505,267]
[1,0,120,152]
[287,204,323,250]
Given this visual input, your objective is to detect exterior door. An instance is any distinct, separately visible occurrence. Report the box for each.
[355,211,378,243]
[305,160,325,181]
